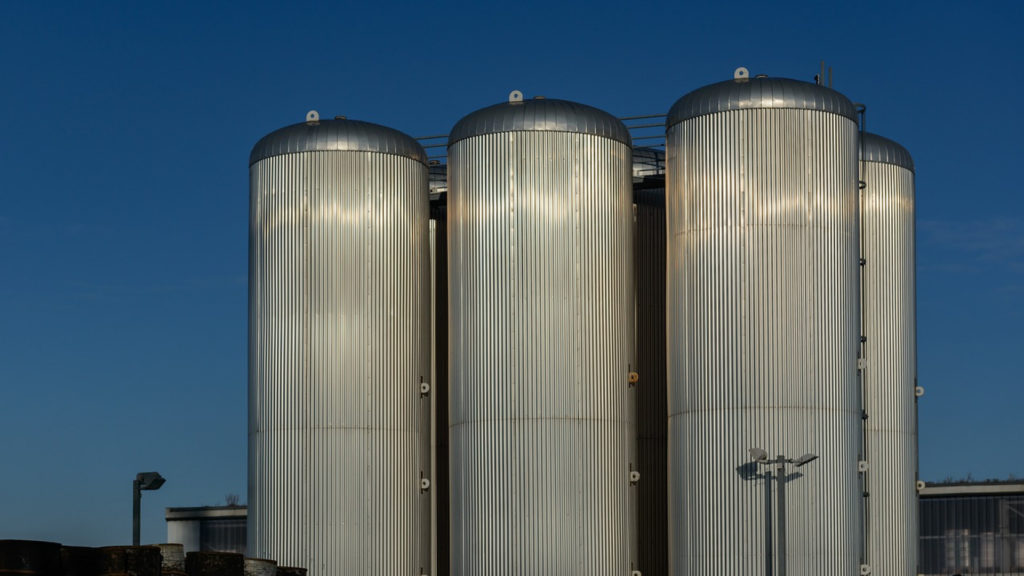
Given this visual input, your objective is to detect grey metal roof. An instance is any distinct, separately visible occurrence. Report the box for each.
[250,118,427,166]
[861,132,914,172]
[449,98,631,146]
[668,77,858,126]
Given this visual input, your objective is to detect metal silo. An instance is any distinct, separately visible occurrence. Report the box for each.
[248,112,431,576]
[860,132,917,576]
[632,147,668,576]
[666,70,862,576]
[447,93,637,575]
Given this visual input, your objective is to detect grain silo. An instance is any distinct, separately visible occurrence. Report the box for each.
[632,147,668,576]
[666,70,862,576]
[248,112,431,576]
[447,93,638,575]
[860,131,917,576]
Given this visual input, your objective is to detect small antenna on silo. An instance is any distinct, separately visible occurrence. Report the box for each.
[508,90,524,103]
[734,67,749,80]
[306,110,320,124]
[828,66,833,88]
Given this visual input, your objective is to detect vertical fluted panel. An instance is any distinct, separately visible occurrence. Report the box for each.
[248,150,430,576]
[634,187,668,575]
[667,109,861,576]
[448,131,636,575]
[862,158,917,576]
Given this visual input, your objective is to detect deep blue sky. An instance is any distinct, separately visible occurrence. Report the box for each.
[1,0,1021,546]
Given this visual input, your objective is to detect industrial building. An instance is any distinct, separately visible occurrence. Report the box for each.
[165,506,247,555]
[920,482,1024,575]
[246,68,923,576]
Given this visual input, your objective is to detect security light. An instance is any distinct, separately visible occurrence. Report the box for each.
[748,448,768,462]
[136,472,165,490]
[791,453,819,468]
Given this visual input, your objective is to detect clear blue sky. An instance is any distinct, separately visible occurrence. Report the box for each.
[1,0,1021,546]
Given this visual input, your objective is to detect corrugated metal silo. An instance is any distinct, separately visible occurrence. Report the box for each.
[447,94,637,575]
[248,113,431,576]
[861,132,917,576]
[666,72,862,576]
[632,147,668,575]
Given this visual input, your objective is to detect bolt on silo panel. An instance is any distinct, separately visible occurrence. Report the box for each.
[666,76,862,576]
[248,118,431,576]
[861,132,917,576]
[447,97,637,575]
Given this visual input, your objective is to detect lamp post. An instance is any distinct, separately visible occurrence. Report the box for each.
[749,449,818,576]
[132,472,166,546]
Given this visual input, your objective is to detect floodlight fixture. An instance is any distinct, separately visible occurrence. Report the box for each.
[791,453,819,468]
[749,448,768,462]
[133,471,166,546]
[136,472,166,490]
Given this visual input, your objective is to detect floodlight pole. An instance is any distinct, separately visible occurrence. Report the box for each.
[132,477,142,546]
[132,472,165,546]
[776,456,787,576]
[750,451,817,576]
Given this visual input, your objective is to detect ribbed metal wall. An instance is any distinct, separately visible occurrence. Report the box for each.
[448,131,636,575]
[634,180,668,576]
[666,108,861,576]
[862,145,917,576]
[249,150,430,575]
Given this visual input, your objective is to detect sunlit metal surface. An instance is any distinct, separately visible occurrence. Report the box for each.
[447,99,636,574]
[666,79,861,576]
[667,76,858,125]
[861,132,917,576]
[449,97,632,146]
[633,149,668,575]
[248,119,430,576]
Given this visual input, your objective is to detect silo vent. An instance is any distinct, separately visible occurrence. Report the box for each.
[508,90,524,103]
[734,67,750,80]
[305,110,320,123]
[334,115,346,120]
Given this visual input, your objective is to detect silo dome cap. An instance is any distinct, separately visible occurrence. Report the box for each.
[667,76,859,126]
[250,117,428,166]
[860,132,914,172]
[449,97,631,147]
